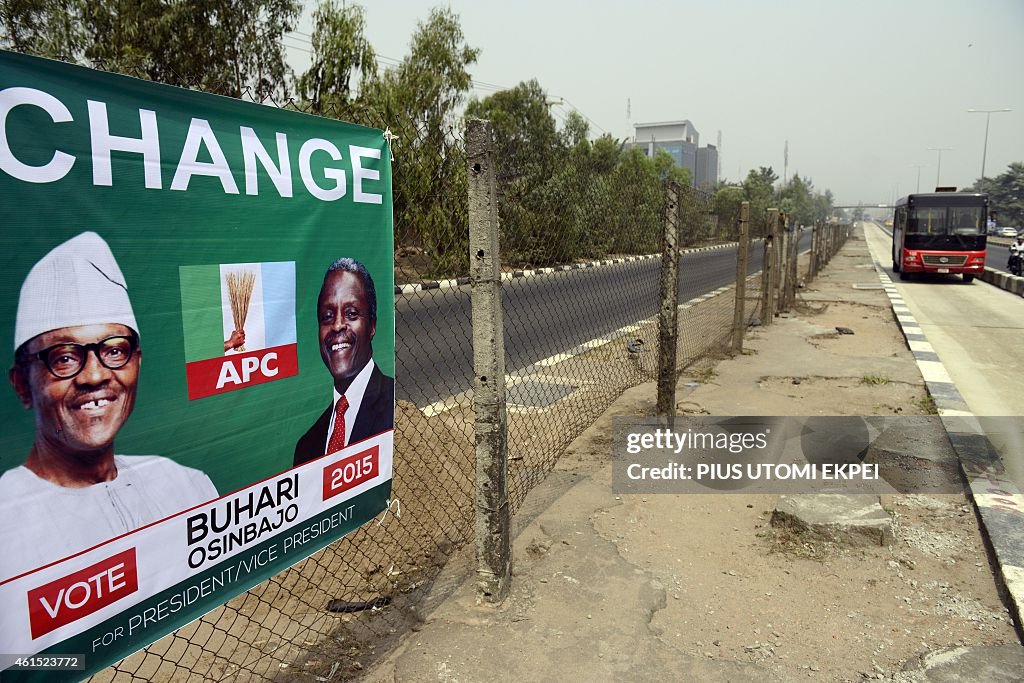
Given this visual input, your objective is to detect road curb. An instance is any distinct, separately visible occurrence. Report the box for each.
[873,265,1024,640]
[980,267,1024,296]
[394,242,746,296]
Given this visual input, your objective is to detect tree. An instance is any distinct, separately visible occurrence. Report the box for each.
[1,0,84,57]
[779,173,816,227]
[467,80,574,264]
[742,168,776,236]
[561,110,589,149]
[967,162,1024,228]
[360,7,479,276]
[294,1,376,118]
[1,0,301,98]
[813,189,835,224]
[713,184,745,240]
[466,79,561,182]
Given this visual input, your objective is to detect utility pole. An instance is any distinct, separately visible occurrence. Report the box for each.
[910,164,923,193]
[783,140,789,187]
[967,108,1011,180]
[927,147,952,188]
[717,130,722,186]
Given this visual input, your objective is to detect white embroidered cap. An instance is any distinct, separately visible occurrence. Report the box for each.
[15,232,138,350]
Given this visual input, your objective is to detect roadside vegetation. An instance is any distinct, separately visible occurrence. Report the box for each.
[966,163,1024,228]
[1,1,839,277]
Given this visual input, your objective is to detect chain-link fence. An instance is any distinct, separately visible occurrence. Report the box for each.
[11,60,853,681]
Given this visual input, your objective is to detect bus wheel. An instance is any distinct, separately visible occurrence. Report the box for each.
[963,274,974,284]
[892,258,900,273]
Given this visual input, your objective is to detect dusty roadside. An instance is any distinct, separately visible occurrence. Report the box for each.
[358,230,1021,682]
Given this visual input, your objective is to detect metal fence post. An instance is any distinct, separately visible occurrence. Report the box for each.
[467,119,510,602]
[732,201,750,353]
[657,182,681,417]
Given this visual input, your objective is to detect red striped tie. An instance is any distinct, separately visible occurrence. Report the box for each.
[326,395,349,455]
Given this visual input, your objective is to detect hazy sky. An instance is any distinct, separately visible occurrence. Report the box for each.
[285,1,1024,206]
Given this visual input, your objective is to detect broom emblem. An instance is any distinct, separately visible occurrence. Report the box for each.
[226,270,255,353]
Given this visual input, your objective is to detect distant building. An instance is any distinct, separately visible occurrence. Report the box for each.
[631,120,718,189]
[695,145,718,191]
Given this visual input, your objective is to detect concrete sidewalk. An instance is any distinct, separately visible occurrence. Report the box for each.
[362,227,1024,682]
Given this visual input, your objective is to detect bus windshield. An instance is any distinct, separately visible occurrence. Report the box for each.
[907,206,984,235]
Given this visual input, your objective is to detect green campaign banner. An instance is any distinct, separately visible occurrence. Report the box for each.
[0,50,395,680]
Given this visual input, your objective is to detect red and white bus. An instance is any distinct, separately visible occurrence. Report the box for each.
[891,191,988,283]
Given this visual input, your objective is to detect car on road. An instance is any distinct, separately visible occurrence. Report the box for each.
[997,226,1019,238]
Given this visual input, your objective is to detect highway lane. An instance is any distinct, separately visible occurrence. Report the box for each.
[863,222,1024,490]
[394,231,811,407]
[986,239,1016,274]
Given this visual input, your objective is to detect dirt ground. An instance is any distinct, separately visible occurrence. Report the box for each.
[358,234,1020,682]
[593,243,1017,679]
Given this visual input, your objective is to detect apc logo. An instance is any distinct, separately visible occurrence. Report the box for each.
[27,549,139,639]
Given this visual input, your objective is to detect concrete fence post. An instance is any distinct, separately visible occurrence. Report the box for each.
[788,217,799,309]
[466,119,510,603]
[732,201,750,353]
[808,222,818,280]
[657,182,682,417]
[777,213,789,312]
[813,225,819,274]
[767,208,780,320]
[762,209,775,326]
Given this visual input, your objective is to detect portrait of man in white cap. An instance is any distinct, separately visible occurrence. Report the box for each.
[0,232,218,582]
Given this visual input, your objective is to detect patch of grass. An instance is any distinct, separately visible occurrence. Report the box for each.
[687,366,718,383]
[861,373,890,386]
[914,393,939,415]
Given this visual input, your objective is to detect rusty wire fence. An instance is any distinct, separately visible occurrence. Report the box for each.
[46,64,847,681]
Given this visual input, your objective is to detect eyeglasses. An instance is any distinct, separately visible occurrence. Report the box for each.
[26,335,138,379]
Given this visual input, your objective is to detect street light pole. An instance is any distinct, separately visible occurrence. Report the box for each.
[967,108,1011,180]
[927,147,952,188]
[910,164,923,193]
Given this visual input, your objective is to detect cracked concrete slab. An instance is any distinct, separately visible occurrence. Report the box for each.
[771,494,894,546]
[893,645,1024,682]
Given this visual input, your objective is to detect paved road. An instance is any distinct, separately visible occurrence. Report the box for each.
[986,239,1017,274]
[863,222,1024,489]
[395,231,811,407]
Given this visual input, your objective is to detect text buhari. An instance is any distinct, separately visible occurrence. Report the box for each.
[0,86,385,203]
[186,474,300,569]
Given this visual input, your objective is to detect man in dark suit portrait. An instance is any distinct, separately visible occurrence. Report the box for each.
[293,258,395,467]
